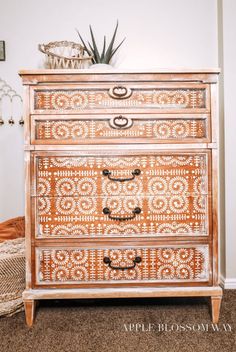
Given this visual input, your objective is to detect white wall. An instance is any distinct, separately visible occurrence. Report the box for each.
[217,0,226,279]
[0,0,218,91]
[4,0,235,283]
[0,0,219,222]
[221,0,236,284]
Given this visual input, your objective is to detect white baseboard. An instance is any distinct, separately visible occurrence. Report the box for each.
[220,274,236,289]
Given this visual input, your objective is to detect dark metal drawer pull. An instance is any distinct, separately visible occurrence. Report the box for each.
[114,115,129,128]
[109,86,132,99]
[103,256,142,270]
[102,169,141,182]
[109,115,133,130]
[103,207,141,221]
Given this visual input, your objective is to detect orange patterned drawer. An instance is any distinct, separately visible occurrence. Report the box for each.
[35,245,210,285]
[34,153,209,198]
[32,83,210,114]
[35,194,209,238]
[32,114,209,144]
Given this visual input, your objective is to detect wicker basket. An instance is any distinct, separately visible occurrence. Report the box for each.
[38,41,93,69]
[0,238,25,317]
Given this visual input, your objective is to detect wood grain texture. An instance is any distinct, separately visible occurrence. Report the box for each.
[19,69,221,85]
[20,69,220,325]
[211,296,222,324]
[24,300,36,327]
[32,115,209,145]
[32,83,209,115]
[32,152,210,239]
[35,245,209,285]
[23,286,223,300]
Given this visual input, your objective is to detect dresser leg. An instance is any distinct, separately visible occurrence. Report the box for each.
[211,296,222,324]
[24,299,36,327]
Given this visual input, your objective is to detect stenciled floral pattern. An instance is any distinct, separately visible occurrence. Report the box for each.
[34,153,209,238]
[37,246,209,284]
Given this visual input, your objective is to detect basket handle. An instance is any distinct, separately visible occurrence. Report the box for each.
[38,44,47,54]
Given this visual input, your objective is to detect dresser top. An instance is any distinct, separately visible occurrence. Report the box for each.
[19,68,220,84]
[19,68,220,75]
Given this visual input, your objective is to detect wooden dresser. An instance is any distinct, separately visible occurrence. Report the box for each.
[19,69,222,327]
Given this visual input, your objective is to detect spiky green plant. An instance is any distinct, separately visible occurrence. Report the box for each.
[76,21,125,64]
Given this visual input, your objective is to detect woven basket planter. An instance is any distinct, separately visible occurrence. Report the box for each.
[39,41,93,69]
[0,238,25,317]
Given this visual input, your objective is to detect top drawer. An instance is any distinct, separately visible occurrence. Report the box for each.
[31,82,210,114]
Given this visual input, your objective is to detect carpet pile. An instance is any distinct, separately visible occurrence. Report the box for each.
[0,290,235,352]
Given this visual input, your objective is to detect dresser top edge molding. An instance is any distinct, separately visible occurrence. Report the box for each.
[19,68,221,75]
[19,68,220,85]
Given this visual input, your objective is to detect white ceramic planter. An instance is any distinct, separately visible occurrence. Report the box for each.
[89,63,113,70]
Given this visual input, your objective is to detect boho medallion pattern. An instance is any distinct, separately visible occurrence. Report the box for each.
[34,153,209,237]
[34,88,206,111]
[37,246,209,284]
[35,118,207,142]
[20,69,221,326]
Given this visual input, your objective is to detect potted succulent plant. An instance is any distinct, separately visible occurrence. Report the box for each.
[76,21,125,69]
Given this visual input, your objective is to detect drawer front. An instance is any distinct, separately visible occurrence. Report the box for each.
[35,194,209,238]
[34,153,209,198]
[32,114,209,144]
[35,245,210,285]
[32,83,210,114]
[34,152,210,238]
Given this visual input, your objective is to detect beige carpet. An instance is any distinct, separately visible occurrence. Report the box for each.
[0,290,235,352]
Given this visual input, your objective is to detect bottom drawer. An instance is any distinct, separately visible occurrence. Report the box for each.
[35,245,210,285]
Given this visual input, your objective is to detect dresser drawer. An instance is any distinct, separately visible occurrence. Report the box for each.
[33,152,210,198]
[31,82,210,114]
[31,114,210,144]
[33,152,211,238]
[34,194,210,238]
[35,245,210,285]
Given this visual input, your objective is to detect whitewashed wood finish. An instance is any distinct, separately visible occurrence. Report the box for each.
[23,286,223,300]
[31,114,210,145]
[35,245,210,284]
[19,69,222,327]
